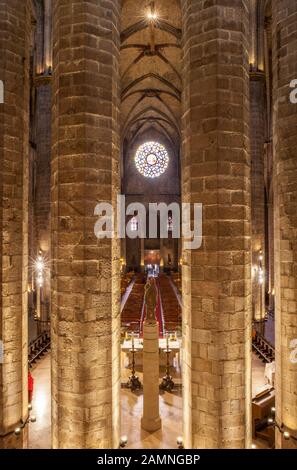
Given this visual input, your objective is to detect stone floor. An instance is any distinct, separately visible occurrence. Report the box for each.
[28,354,51,449]
[27,351,266,449]
[121,353,182,449]
[28,352,182,449]
[252,353,269,397]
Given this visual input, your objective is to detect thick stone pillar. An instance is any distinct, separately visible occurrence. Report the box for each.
[181,0,251,448]
[265,141,275,312]
[0,0,33,449]
[33,0,52,308]
[141,321,161,432]
[34,75,52,305]
[272,0,297,449]
[141,237,145,272]
[51,0,121,448]
[250,71,266,322]
[43,0,52,73]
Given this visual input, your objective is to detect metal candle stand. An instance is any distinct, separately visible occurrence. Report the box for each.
[160,335,175,392]
[127,335,142,392]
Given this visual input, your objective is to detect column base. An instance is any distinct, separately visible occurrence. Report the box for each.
[141,416,162,433]
[0,427,28,449]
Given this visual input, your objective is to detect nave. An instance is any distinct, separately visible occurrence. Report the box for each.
[27,271,272,450]
[27,352,269,449]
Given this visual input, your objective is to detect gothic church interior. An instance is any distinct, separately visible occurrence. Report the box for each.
[0,0,297,450]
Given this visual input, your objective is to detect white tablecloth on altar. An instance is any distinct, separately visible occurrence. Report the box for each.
[121,338,181,367]
[121,338,180,352]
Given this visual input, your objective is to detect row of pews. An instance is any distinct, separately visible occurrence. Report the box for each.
[121,273,146,331]
[171,272,181,295]
[159,274,182,331]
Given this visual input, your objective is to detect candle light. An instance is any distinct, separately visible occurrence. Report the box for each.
[131,331,134,350]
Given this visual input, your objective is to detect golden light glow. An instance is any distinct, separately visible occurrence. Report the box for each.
[30,251,50,289]
[120,435,128,448]
[14,427,21,436]
[147,11,157,20]
[176,436,183,449]
[34,388,47,419]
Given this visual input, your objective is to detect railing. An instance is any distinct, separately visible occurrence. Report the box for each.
[28,330,51,366]
[252,330,275,363]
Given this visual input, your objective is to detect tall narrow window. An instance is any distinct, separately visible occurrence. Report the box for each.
[130,216,138,232]
[167,212,173,232]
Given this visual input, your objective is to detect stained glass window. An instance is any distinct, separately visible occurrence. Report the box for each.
[135,141,169,178]
[130,216,138,232]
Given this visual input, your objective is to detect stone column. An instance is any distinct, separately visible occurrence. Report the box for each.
[249,0,257,67]
[43,0,52,73]
[51,0,121,448]
[34,73,52,305]
[141,238,145,272]
[272,0,297,449]
[265,141,275,312]
[0,0,33,449]
[181,0,251,448]
[250,71,266,322]
[141,321,161,432]
[160,237,165,272]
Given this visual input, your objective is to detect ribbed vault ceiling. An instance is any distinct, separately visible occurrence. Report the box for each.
[120,0,182,149]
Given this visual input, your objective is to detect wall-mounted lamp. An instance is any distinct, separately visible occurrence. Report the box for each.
[176,436,184,449]
[14,408,37,436]
[258,250,264,285]
[35,251,45,288]
[14,427,21,436]
[266,415,296,443]
[119,435,128,448]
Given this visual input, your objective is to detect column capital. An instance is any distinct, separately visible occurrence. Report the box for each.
[249,69,266,82]
[34,73,52,87]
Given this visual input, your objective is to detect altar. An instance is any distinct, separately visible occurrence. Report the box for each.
[121,337,181,368]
